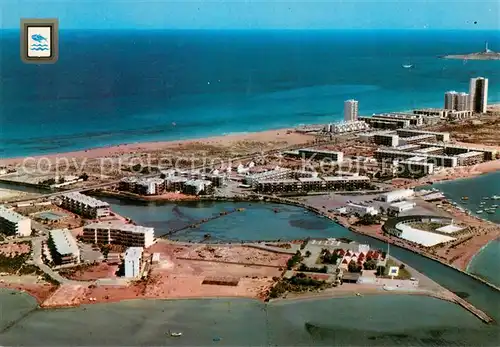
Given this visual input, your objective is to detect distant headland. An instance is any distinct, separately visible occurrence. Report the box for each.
[441,42,500,60]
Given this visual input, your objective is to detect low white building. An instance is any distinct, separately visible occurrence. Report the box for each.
[124,247,143,278]
[381,189,415,203]
[388,201,416,213]
[49,228,81,265]
[0,206,31,237]
[346,203,379,216]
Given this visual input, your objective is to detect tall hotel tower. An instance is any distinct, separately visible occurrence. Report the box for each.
[444,91,458,110]
[344,99,359,122]
[469,77,488,113]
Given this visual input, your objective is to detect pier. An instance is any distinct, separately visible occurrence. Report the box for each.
[161,208,244,237]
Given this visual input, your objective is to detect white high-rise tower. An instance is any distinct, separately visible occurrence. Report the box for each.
[344,99,358,122]
[469,77,489,113]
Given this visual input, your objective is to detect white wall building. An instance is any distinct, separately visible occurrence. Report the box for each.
[83,222,155,248]
[49,228,80,265]
[60,192,110,218]
[344,99,359,122]
[0,206,31,237]
[469,77,488,113]
[381,189,415,203]
[124,247,143,278]
[346,203,379,216]
[388,201,416,213]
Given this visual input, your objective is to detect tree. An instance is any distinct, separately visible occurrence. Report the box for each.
[305,250,311,257]
[348,260,362,273]
[80,172,89,181]
[160,173,166,179]
[363,259,378,270]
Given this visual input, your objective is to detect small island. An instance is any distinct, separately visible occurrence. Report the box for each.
[441,42,500,60]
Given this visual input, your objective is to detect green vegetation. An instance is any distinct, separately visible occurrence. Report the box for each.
[41,273,61,285]
[347,260,362,273]
[298,264,328,273]
[378,259,412,280]
[304,250,311,257]
[300,237,310,250]
[286,251,303,270]
[0,253,30,274]
[363,259,378,270]
[319,249,339,265]
[18,264,44,276]
[79,172,89,181]
[269,273,330,299]
[355,213,381,225]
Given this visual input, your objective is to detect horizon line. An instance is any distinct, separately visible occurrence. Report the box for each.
[2,28,500,32]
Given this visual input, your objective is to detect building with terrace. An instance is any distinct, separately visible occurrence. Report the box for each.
[83,222,155,248]
[0,206,31,237]
[59,192,110,219]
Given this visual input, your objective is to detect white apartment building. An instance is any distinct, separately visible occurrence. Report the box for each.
[60,192,110,218]
[83,222,155,248]
[456,92,470,111]
[344,99,359,122]
[49,228,80,265]
[381,189,415,203]
[0,206,31,237]
[346,203,379,216]
[444,91,458,110]
[469,77,488,113]
[124,247,143,278]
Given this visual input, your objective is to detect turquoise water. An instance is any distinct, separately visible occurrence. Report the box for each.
[102,198,500,322]
[1,290,498,346]
[431,171,500,224]
[2,198,500,345]
[430,171,500,286]
[1,30,500,157]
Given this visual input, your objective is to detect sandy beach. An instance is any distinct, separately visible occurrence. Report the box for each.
[0,128,313,167]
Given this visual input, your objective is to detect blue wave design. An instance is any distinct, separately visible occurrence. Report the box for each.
[30,43,49,51]
[30,48,50,51]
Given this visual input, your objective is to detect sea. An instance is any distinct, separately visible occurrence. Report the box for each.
[1,29,500,158]
[429,171,500,287]
[2,200,500,345]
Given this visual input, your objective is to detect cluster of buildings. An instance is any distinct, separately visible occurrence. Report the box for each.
[119,169,227,196]
[0,206,32,237]
[444,77,489,113]
[59,192,111,219]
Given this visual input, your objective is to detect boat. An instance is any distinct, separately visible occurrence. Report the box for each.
[476,210,483,214]
[491,205,498,208]
[483,197,489,200]
[492,195,499,200]
[356,292,362,296]
[461,196,469,200]
[169,332,182,337]
[486,210,495,214]
[402,64,413,69]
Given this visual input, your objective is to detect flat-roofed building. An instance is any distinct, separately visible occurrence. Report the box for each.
[448,110,473,120]
[418,142,496,161]
[375,149,457,168]
[414,147,444,155]
[48,228,80,265]
[359,117,410,130]
[183,179,213,195]
[413,108,449,119]
[60,192,110,218]
[388,201,416,213]
[374,113,424,127]
[255,176,370,194]
[344,99,359,122]
[456,92,470,111]
[381,189,415,203]
[373,133,399,147]
[119,177,166,195]
[396,129,450,142]
[456,151,485,166]
[395,144,422,152]
[0,206,31,237]
[397,160,435,177]
[83,222,155,248]
[124,247,143,278]
[444,91,458,110]
[398,134,437,145]
[298,149,344,163]
[346,203,378,216]
[245,168,293,187]
[469,77,488,113]
[165,177,188,191]
[322,176,371,191]
[327,120,370,134]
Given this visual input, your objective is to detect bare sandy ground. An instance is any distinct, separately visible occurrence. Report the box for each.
[0,128,313,167]
[0,243,31,257]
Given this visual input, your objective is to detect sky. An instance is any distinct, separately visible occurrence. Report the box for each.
[1,0,499,30]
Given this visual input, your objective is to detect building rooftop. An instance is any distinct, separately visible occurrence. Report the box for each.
[125,247,143,261]
[62,192,110,208]
[84,222,154,235]
[298,148,343,155]
[50,229,79,256]
[415,147,443,153]
[456,151,484,158]
[322,176,370,182]
[297,177,324,183]
[0,206,29,223]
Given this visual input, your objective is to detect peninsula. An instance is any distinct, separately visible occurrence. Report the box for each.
[442,42,500,60]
